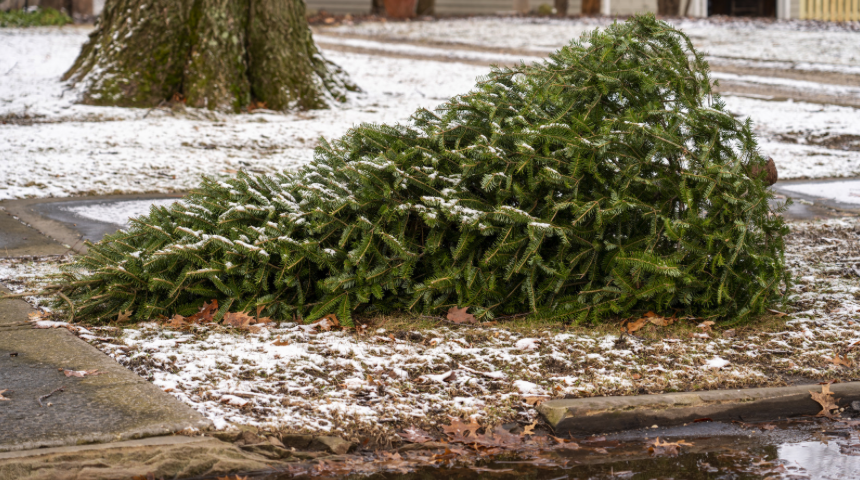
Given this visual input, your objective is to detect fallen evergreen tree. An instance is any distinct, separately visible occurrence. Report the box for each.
[58,15,789,325]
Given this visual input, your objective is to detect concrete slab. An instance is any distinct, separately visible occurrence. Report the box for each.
[0,435,277,480]
[0,289,212,453]
[538,382,860,435]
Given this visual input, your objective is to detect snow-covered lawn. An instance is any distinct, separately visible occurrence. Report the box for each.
[2,21,860,201]
[5,217,860,439]
[322,16,860,67]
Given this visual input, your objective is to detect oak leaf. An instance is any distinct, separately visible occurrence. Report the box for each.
[447,306,476,325]
[223,312,254,329]
[828,355,852,368]
[187,299,218,324]
[647,437,693,456]
[522,420,538,436]
[523,396,548,407]
[398,427,435,443]
[442,417,481,443]
[810,384,839,418]
[117,310,132,323]
[271,337,290,346]
[311,314,340,331]
[697,321,715,332]
[625,317,648,334]
[167,315,188,329]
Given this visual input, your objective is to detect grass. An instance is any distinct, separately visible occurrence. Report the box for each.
[0,7,72,28]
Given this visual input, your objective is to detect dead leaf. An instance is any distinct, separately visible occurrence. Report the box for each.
[810,384,840,418]
[647,437,693,456]
[117,310,132,323]
[223,312,255,329]
[767,308,788,317]
[722,328,737,338]
[272,336,290,346]
[311,314,339,332]
[522,420,538,436]
[643,311,674,327]
[523,396,548,407]
[697,321,716,332]
[625,317,648,334]
[447,306,476,325]
[398,427,435,443]
[442,417,481,443]
[187,299,219,324]
[829,354,852,368]
[631,373,641,380]
[0,389,9,401]
[63,369,105,377]
[166,315,188,329]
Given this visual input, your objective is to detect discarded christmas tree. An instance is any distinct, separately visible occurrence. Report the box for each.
[58,15,788,325]
[63,0,355,111]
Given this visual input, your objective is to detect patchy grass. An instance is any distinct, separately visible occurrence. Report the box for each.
[0,8,71,28]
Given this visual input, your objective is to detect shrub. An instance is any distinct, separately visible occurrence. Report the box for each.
[0,8,72,28]
[58,14,788,325]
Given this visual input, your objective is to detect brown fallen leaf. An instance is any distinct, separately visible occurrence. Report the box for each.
[447,306,476,325]
[0,389,9,401]
[697,320,716,332]
[647,437,693,456]
[810,384,840,418]
[767,309,788,317]
[116,310,133,323]
[223,311,255,329]
[829,354,852,368]
[625,317,648,334]
[442,417,481,443]
[722,328,736,338]
[271,336,290,346]
[523,395,549,407]
[187,299,219,324]
[398,427,435,443]
[643,311,674,327]
[166,315,188,329]
[631,373,641,380]
[522,420,538,436]
[311,314,340,331]
[63,369,105,378]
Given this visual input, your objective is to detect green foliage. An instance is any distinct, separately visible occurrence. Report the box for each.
[0,8,72,27]
[59,15,788,325]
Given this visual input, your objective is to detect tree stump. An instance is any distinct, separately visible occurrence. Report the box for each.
[63,0,356,112]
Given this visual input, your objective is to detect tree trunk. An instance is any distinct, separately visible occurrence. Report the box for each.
[63,0,356,112]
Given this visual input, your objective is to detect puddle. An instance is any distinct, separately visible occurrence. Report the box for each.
[779,179,860,206]
[34,197,181,242]
[227,418,860,480]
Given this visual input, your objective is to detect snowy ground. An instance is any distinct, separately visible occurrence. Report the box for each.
[4,217,860,440]
[1,21,860,201]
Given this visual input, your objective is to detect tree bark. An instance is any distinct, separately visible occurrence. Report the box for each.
[63,0,356,112]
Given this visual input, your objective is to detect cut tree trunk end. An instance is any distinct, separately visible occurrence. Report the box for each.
[63,0,357,112]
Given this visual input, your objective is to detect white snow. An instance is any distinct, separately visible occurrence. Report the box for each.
[2,23,860,201]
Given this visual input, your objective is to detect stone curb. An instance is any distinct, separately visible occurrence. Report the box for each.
[538,382,860,435]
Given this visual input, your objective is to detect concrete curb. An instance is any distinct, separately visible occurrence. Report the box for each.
[538,382,860,435]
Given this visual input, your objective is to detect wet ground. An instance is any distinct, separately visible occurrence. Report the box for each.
[227,417,860,480]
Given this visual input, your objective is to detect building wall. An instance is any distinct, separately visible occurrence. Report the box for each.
[609,0,657,14]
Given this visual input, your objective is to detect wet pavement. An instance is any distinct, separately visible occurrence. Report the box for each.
[234,417,860,480]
